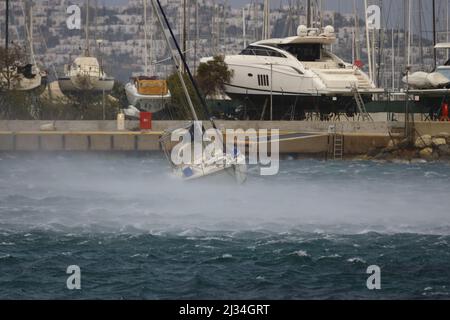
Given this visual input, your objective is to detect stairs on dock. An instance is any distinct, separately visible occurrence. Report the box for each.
[352,86,373,122]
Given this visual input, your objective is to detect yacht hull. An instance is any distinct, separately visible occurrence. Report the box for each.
[226,90,373,120]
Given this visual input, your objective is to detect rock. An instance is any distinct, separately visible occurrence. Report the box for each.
[397,138,411,149]
[411,158,427,164]
[415,135,432,149]
[435,132,450,139]
[419,147,434,160]
[438,144,450,156]
[385,140,399,151]
[40,123,56,131]
[367,147,381,157]
[432,137,447,147]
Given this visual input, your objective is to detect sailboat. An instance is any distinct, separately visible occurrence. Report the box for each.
[125,0,171,114]
[151,0,247,183]
[58,0,114,96]
[1,0,47,92]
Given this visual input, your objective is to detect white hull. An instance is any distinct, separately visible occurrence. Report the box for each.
[125,82,171,113]
[58,77,114,94]
[58,56,115,96]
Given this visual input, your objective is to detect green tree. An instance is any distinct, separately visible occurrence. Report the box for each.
[166,72,207,120]
[196,55,233,97]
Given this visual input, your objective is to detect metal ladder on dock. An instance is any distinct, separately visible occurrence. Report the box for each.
[328,125,344,160]
[352,86,373,122]
[333,133,344,160]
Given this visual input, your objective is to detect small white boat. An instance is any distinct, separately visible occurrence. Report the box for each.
[58,56,114,94]
[58,0,114,97]
[1,63,46,92]
[125,76,171,113]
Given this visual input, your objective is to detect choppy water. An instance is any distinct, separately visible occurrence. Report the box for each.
[0,153,450,299]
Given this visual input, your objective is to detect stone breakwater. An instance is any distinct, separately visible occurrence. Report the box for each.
[360,132,450,162]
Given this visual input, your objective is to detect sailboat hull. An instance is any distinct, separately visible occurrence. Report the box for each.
[125,82,171,113]
[58,77,115,96]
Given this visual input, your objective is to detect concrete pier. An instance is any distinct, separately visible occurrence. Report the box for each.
[0,120,448,155]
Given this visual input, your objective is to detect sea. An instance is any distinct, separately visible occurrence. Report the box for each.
[0,153,449,299]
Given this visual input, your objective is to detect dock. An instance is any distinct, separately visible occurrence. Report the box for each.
[0,120,448,156]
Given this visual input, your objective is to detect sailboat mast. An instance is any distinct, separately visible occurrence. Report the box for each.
[5,0,9,51]
[353,0,360,61]
[407,0,411,67]
[29,0,36,65]
[263,0,270,39]
[143,0,149,75]
[85,0,90,55]
[151,0,198,121]
[432,0,437,69]
[242,6,247,48]
[418,0,423,68]
[307,0,311,28]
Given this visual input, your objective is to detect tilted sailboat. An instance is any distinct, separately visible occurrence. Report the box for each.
[58,0,114,96]
[125,0,171,114]
[151,0,246,183]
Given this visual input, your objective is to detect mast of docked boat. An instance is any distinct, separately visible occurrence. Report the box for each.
[143,0,149,75]
[418,0,424,69]
[262,0,270,39]
[85,0,90,56]
[432,0,437,69]
[242,6,247,48]
[407,0,411,68]
[150,0,199,122]
[353,0,361,63]
[307,0,311,28]
[194,0,199,73]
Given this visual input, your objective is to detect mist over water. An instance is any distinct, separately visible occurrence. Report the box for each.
[0,153,449,235]
[1,153,450,299]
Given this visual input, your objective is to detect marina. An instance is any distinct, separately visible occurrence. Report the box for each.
[1,0,450,305]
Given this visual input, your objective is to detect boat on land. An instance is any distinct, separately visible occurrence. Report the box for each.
[202,25,383,120]
[124,0,171,115]
[58,0,114,97]
[1,0,47,93]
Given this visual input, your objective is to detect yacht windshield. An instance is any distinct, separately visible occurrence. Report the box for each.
[278,44,321,62]
[437,67,450,80]
[239,46,286,58]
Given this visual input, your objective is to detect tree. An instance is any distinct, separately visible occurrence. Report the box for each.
[196,55,233,97]
[167,72,206,120]
[0,44,27,91]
